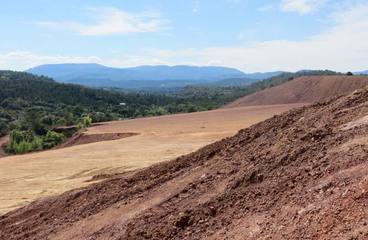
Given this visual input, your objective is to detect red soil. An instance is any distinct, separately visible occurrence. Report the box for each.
[1,88,368,239]
[226,75,368,107]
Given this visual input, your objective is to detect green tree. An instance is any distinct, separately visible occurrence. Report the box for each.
[77,116,93,130]
[42,130,65,149]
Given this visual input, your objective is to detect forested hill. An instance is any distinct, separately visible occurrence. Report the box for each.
[0,71,180,135]
[0,71,152,106]
[0,69,344,155]
[0,71,197,154]
[0,70,257,154]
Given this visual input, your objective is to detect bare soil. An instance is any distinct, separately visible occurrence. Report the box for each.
[0,104,299,215]
[56,131,139,148]
[1,88,368,239]
[226,75,368,107]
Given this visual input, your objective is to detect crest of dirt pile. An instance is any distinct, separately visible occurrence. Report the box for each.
[56,131,138,148]
[226,75,368,108]
[1,88,368,239]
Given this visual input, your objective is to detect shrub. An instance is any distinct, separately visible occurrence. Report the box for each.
[6,130,43,154]
[42,130,65,149]
[77,116,92,130]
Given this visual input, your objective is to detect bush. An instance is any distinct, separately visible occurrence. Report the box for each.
[83,116,92,127]
[77,116,92,130]
[42,130,65,149]
[6,130,43,154]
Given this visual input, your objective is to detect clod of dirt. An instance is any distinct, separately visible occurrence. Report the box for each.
[175,212,192,228]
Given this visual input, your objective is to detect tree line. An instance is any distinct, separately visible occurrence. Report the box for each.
[0,69,341,154]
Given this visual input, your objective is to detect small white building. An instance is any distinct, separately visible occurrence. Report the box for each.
[119,102,127,106]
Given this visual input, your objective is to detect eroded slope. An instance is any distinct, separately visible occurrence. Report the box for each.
[1,88,368,239]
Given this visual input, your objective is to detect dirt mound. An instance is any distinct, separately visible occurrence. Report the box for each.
[2,88,368,239]
[57,132,138,148]
[226,75,368,107]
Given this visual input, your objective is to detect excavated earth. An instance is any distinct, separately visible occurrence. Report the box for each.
[1,88,368,239]
[56,131,139,149]
[226,75,368,108]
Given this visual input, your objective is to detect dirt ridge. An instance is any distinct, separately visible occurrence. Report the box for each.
[56,131,139,149]
[226,75,368,107]
[1,88,368,239]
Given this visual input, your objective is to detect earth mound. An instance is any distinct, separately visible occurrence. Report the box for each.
[1,88,368,239]
[226,75,368,107]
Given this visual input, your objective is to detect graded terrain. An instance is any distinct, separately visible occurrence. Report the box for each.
[226,75,368,107]
[1,87,368,239]
[0,104,301,215]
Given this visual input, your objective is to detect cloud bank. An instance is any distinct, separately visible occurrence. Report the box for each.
[108,2,368,72]
[280,0,329,15]
[36,7,170,36]
[0,51,101,70]
[1,2,367,72]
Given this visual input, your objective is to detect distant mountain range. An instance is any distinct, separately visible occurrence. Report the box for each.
[26,64,283,89]
[355,70,368,75]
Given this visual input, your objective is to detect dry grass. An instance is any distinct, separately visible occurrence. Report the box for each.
[0,104,303,214]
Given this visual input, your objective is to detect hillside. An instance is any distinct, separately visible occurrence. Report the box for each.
[226,75,368,108]
[0,103,300,215]
[0,71,256,155]
[0,71,175,135]
[1,86,368,239]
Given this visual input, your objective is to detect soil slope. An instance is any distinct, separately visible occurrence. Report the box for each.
[226,75,368,107]
[0,104,299,215]
[1,88,368,239]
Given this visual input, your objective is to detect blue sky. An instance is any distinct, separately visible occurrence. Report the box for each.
[0,0,367,72]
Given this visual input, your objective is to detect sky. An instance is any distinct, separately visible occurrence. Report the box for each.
[0,0,367,72]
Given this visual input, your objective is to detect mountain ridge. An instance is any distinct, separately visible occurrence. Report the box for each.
[26,63,282,89]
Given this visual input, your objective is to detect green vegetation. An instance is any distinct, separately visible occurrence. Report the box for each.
[42,130,65,150]
[77,116,92,130]
[0,69,341,154]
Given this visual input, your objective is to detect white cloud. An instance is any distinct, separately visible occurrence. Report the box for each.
[280,0,328,15]
[0,51,101,70]
[2,3,368,73]
[36,7,170,36]
[258,4,274,12]
[106,3,368,72]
